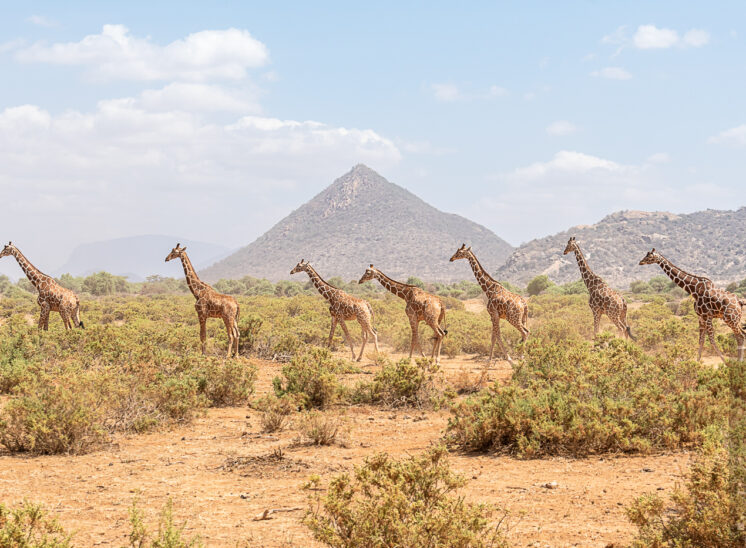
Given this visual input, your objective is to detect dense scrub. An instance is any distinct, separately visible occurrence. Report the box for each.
[303,445,509,548]
[446,298,730,457]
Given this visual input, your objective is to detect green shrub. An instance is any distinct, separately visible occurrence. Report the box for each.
[128,497,203,548]
[253,394,298,433]
[0,500,72,547]
[272,347,345,409]
[297,410,348,446]
[196,359,256,406]
[626,431,744,547]
[303,445,509,547]
[353,357,441,408]
[446,334,728,457]
[526,275,553,296]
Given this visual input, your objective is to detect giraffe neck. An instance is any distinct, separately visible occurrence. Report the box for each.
[179,253,209,298]
[9,248,48,289]
[656,256,708,296]
[372,270,410,300]
[466,253,503,294]
[573,248,600,290]
[305,266,338,303]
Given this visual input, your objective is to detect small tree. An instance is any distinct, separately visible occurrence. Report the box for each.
[526,275,553,296]
[406,276,425,289]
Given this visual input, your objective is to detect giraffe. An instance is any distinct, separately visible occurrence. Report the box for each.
[449,244,528,364]
[291,259,378,361]
[165,243,239,357]
[639,248,746,363]
[563,237,634,339]
[358,265,447,364]
[0,242,83,330]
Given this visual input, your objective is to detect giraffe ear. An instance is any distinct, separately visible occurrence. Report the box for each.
[176,243,181,248]
[651,248,655,252]
[369,264,373,268]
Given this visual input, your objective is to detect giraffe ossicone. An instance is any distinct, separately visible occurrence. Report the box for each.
[165,243,240,357]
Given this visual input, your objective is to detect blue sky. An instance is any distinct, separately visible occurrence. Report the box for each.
[0,1,744,275]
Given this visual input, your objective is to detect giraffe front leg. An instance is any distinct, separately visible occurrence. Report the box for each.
[60,310,71,330]
[327,316,338,348]
[592,309,601,338]
[407,315,419,359]
[705,319,726,364]
[38,303,50,331]
[698,318,706,362]
[357,323,368,362]
[199,317,207,355]
[494,324,513,365]
[339,321,356,361]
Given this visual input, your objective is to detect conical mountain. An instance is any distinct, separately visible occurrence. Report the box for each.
[202,164,513,282]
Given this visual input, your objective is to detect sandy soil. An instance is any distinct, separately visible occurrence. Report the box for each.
[0,348,691,548]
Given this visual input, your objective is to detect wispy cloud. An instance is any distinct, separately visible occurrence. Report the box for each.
[430,82,507,102]
[27,15,59,28]
[13,24,269,82]
[603,24,710,52]
[708,124,746,147]
[592,66,632,80]
[546,120,578,136]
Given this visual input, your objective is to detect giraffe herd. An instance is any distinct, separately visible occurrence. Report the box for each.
[1,239,745,363]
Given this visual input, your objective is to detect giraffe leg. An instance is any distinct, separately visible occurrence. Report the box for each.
[357,325,367,362]
[494,323,513,365]
[199,317,207,355]
[233,319,240,357]
[222,316,234,358]
[60,310,71,331]
[724,317,745,363]
[488,321,497,364]
[705,319,727,364]
[38,303,50,331]
[698,318,706,362]
[327,317,338,348]
[408,315,419,360]
[592,309,601,338]
[339,321,356,360]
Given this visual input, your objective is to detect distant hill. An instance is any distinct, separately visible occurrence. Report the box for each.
[201,164,514,283]
[495,209,746,288]
[55,235,231,281]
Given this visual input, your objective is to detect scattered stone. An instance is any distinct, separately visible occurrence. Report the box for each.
[541,481,558,489]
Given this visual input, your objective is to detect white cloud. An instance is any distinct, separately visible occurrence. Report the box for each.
[592,66,632,80]
[139,82,261,113]
[14,24,269,81]
[430,83,508,102]
[708,124,746,147]
[546,120,578,136]
[0,99,401,261]
[683,29,710,47]
[431,83,461,102]
[633,25,679,49]
[473,151,733,245]
[27,15,59,28]
[646,152,670,164]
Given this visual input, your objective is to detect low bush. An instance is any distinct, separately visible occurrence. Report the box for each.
[272,347,346,409]
[128,497,203,548]
[626,431,744,547]
[0,500,72,547]
[353,357,441,408]
[446,334,728,457]
[297,410,348,446]
[303,445,509,547]
[253,394,298,433]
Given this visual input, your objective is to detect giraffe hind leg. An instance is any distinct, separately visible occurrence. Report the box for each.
[339,321,356,361]
[705,319,727,364]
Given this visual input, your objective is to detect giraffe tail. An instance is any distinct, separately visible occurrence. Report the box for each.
[739,298,746,308]
[74,303,84,329]
[439,307,448,336]
[626,325,635,341]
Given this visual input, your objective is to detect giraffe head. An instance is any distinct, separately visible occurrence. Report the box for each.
[0,241,15,259]
[563,236,579,255]
[639,248,662,266]
[165,243,187,262]
[449,243,472,262]
[290,259,310,275]
[358,264,378,284]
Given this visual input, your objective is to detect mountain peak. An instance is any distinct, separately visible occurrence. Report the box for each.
[202,166,514,282]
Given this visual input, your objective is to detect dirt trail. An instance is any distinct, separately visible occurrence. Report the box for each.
[0,352,690,547]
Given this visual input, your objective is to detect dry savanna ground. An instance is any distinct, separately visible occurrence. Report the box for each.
[0,290,740,547]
